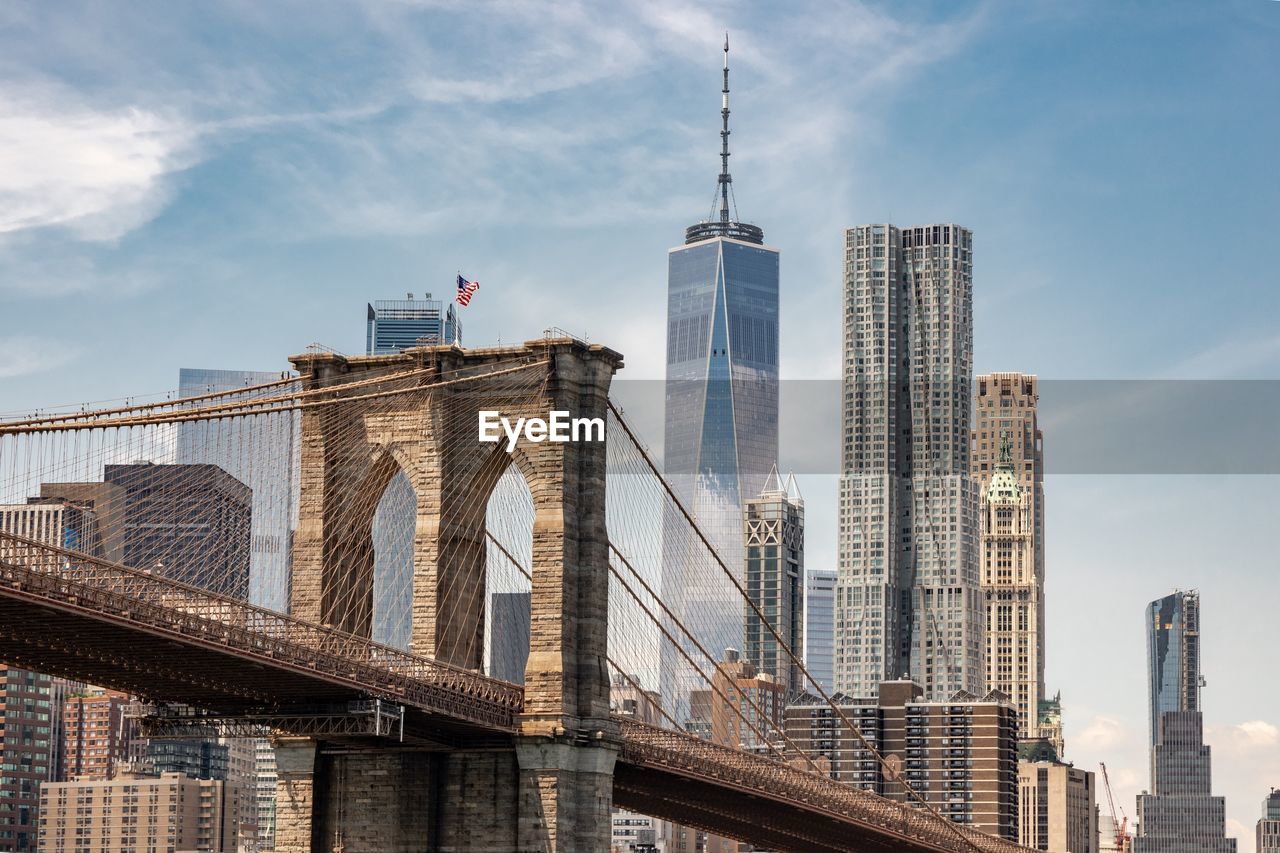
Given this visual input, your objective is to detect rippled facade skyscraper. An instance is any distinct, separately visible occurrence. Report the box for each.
[835,223,980,701]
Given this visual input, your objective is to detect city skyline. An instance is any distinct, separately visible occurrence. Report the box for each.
[1,1,1277,848]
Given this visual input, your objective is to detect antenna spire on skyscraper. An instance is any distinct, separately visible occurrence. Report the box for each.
[719,32,732,224]
[684,32,762,245]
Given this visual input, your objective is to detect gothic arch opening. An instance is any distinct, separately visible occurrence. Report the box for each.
[483,463,534,684]
[371,468,415,650]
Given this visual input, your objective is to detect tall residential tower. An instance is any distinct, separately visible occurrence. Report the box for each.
[663,36,779,668]
[836,224,980,699]
[1134,590,1235,852]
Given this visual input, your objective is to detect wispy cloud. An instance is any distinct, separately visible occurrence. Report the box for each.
[0,82,197,242]
[0,336,81,378]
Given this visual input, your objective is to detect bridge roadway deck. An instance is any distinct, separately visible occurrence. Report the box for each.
[0,538,1031,853]
[0,536,521,743]
[616,719,1028,853]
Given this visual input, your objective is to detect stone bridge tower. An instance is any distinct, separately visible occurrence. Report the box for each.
[275,338,623,852]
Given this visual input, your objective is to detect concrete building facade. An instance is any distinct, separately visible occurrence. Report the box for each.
[0,502,92,853]
[784,680,1018,840]
[978,428,1044,740]
[0,669,63,852]
[37,772,242,853]
[101,463,252,600]
[61,688,133,782]
[1018,760,1097,853]
[255,739,277,852]
[836,223,981,701]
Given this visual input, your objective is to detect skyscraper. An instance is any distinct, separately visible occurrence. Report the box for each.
[177,367,298,612]
[973,373,1044,578]
[977,429,1043,740]
[803,569,836,693]
[0,502,92,851]
[0,669,66,852]
[101,463,252,599]
[742,469,804,693]
[835,223,980,700]
[662,37,779,666]
[1146,589,1202,745]
[488,591,532,684]
[1134,590,1235,852]
[1258,788,1280,853]
[366,295,459,354]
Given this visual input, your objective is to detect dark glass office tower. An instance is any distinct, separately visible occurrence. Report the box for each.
[662,37,779,675]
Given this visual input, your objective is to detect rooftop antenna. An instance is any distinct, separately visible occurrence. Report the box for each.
[718,32,733,224]
[685,33,761,245]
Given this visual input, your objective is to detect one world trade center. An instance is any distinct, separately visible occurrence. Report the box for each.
[662,35,779,704]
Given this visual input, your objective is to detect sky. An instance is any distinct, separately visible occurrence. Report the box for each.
[1,0,1278,845]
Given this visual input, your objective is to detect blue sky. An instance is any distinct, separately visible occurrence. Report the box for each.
[1,0,1278,844]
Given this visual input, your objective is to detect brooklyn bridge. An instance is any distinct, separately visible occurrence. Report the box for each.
[0,337,1030,853]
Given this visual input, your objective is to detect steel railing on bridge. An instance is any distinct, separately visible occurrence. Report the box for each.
[0,532,523,731]
[616,718,1027,853]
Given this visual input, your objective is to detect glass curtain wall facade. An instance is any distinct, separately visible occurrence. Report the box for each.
[366,298,459,353]
[804,569,837,692]
[177,368,298,612]
[1147,589,1201,745]
[662,233,779,700]
[836,224,981,700]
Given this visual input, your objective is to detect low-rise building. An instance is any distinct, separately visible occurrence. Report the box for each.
[785,680,1019,840]
[37,771,242,852]
[62,688,135,782]
[1018,759,1097,852]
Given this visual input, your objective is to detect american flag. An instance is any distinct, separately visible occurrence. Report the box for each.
[456,274,480,306]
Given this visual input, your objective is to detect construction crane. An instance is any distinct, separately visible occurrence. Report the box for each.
[1099,762,1131,851]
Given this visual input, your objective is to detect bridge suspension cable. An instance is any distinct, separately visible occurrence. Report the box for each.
[0,346,1024,852]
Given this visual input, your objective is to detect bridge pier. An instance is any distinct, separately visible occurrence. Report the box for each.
[281,339,625,851]
[515,737,618,851]
[271,737,616,852]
